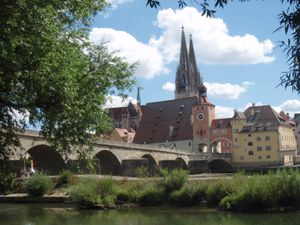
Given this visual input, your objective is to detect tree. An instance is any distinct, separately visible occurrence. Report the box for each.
[146,0,300,92]
[0,0,135,159]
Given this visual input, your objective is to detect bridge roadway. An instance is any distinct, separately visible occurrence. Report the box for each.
[10,130,233,175]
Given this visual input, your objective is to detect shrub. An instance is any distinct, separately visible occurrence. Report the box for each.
[56,170,74,187]
[139,185,165,206]
[170,183,205,206]
[0,161,17,194]
[102,195,117,207]
[206,179,235,207]
[135,166,149,177]
[25,173,52,197]
[161,169,188,193]
[97,178,116,196]
[69,178,101,207]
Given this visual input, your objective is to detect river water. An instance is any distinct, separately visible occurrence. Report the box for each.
[0,203,300,225]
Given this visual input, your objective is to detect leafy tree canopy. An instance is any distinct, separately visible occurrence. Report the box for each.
[146,0,299,92]
[0,0,135,159]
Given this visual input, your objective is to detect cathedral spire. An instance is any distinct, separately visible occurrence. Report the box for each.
[179,26,189,70]
[175,27,189,99]
[175,28,206,99]
[189,34,202,84]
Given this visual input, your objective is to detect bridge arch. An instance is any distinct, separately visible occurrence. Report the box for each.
[26,145,66,175]
[142,154,159,176]
[175,157,188,170]
[95,150,122,176]
[211,138,232,154]
[208,159,233,173]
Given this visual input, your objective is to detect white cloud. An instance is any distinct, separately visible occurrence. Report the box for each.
[150,7,274,65]
[162,82,175,91]
[104,95,137,108]
[215,106,234,119]
[161,81,252,99]
[273,99,300,117]
[90,28,168,79]
[205,82,247,100]
[106,0,133,9]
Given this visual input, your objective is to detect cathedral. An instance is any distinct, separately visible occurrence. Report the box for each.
[133,28,231,154]
[109,28,296,169]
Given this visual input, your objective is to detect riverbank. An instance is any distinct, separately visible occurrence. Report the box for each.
[2,169,300,212]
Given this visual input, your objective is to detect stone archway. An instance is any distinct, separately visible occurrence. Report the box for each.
[211,141,222,153]
[208,159,234,173]
[142,154,159,176]
[175,157,188,170]
[95,150,122,176]
[26,145,66,175]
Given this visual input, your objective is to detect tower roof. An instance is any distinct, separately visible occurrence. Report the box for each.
[175,27,205,99]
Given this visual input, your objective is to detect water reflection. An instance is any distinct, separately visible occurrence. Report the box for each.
[0,204,300,225]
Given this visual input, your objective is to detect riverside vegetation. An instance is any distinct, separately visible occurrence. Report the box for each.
[2,169,300,212]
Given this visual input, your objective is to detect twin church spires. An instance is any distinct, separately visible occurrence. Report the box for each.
[175,27,207,99]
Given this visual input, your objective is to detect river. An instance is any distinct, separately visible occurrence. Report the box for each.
[0,203,300,225]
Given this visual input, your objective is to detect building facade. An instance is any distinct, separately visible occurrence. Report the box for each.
[231,105,297,168]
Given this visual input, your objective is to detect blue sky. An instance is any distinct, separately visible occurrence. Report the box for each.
[90,0,299,118]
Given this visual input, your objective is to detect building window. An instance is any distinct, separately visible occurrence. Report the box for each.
[235,138,238,143]
[188,142,191,147]
[265,136,271,141]
[248,151,254,156]
[248,142,253,146]
[248,134,252,137]
[258,156,262,159]
[257,146,262,151]
[240,156,244,160]
[266,146,271,151]
[267,155,271,159]
[256,137,261,142]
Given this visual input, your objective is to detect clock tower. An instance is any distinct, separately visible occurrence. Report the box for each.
[192,86,215,153]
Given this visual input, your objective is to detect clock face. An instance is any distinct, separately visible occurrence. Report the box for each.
[197,113,204,121]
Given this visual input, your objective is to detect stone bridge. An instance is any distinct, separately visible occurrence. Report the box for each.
[9,130,233,176]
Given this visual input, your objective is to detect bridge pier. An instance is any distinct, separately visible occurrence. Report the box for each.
[188,160,209,174]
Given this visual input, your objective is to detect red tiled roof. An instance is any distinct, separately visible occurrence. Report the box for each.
[134,97,199,144]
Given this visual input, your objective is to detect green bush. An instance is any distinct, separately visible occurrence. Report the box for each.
[56,170,74,187]
[161,169,188,193]
[135,166,149,177]
[25,173,52,197]
[0,162,17,194]
[170,183,205,206]
[69,178,101,207]
[139,185,165,206]
[102,195,117,207]
[206,179,235,207]
[219,170,300,212]
[97,178,116,196]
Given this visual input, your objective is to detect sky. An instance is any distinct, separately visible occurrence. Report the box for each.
[90,0,300,118]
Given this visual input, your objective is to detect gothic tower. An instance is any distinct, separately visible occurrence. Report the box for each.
[175,27,207,99]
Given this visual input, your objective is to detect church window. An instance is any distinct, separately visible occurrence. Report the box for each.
[265,136,271,141]
[257,146,262,151]
[266,146,271,151]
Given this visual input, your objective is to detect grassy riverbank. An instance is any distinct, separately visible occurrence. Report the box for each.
[68,169,300,212]
[3,169,300,212]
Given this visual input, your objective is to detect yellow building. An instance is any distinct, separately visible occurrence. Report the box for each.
[231,105,297,168]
